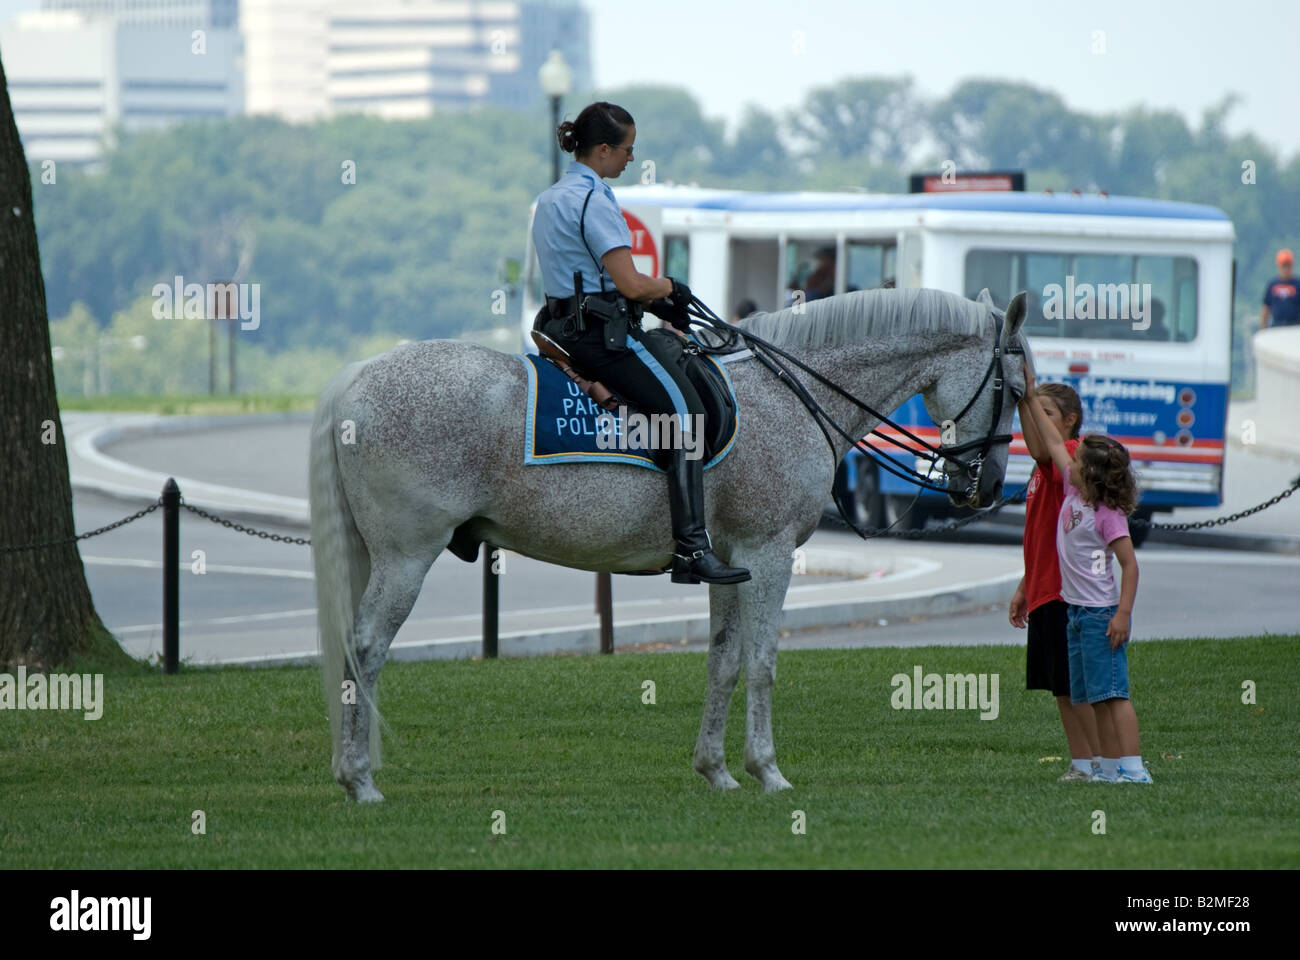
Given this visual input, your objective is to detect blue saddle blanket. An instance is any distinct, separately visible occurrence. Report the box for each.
[518,352,739,471]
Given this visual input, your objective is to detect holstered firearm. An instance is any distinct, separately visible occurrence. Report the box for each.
[568,271,585,337]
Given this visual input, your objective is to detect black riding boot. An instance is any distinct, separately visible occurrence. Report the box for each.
[667,447,751,584]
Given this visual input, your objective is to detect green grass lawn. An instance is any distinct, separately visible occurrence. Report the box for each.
[2,637,1295,868]
[58,393,316,416]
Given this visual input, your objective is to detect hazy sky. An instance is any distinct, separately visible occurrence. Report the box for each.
[2,0,1295,158]
[587,0,1299,158]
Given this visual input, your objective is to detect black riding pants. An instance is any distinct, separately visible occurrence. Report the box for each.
[544,315,705,456]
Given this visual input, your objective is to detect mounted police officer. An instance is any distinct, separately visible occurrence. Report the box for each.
[532,101,750,585]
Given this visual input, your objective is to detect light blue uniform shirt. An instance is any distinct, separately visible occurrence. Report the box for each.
[532,160,631,298]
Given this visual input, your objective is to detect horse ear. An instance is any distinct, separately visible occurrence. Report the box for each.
[975,288,994,309]
[1002,291,1028,343]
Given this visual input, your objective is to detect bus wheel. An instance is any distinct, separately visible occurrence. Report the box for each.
[886,494,931,532]
[853,462,887,529]
[1130,507,1154,548]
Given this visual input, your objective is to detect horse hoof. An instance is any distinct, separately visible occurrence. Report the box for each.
[347,782,385,803]
[697,766,741,790]
[747,763,793,792]
[762,775,793,793]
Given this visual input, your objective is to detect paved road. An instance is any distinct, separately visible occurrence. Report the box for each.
[73,485,1298,665]
[104,413,1300,538]
[58,410,1298,664]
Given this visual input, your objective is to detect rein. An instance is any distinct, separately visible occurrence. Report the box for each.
[679,295,1024,538]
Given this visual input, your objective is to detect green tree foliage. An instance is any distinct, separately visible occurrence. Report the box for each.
[29,78,1298,396]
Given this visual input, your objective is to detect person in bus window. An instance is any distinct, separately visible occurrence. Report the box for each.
[1261,248,1298,329]
[803,246,836,301]
[530,101,750,586]
[1145,298,1170,341]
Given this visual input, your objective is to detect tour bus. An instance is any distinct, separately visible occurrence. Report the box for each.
[517,183,1236,544]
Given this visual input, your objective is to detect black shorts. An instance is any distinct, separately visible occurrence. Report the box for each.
[1026,599,1071,696]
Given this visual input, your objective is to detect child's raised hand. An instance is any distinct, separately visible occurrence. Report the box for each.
[1106,610,1131,648]
[1022,359,1037,396]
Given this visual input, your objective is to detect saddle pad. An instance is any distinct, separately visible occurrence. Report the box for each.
[518,352,739,471]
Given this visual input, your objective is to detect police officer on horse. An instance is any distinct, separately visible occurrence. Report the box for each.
[532,101,750,585]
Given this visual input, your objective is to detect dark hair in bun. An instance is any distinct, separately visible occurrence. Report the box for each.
[557,101,634,157]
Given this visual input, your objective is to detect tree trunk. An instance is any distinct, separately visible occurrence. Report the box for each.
[0,51,126,670]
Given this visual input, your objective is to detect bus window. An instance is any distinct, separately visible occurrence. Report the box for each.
[1024,253,1069,336]
[665,235,689,283]
[965,248,1199,342]
[785,239,836,304]
[964,250,1013,309]
[1174,259,1198,341]
[846,240,897,291]
[1136,256,1175,341]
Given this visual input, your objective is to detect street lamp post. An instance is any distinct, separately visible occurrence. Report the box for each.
[538,49,572,185]
[539,48,611,651]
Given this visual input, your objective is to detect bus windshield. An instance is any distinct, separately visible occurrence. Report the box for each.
[964,248,1199,342]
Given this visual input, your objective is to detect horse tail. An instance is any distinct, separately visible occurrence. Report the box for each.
[310,360,377,777]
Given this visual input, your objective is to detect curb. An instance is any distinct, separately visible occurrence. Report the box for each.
[211,571,1023,669]
[71,412,313,531]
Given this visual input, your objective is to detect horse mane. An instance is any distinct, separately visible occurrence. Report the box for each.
[733,288,993,350]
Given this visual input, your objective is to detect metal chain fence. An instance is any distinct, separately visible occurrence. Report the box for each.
[4,476,1299,553]
[825,475,1300,539]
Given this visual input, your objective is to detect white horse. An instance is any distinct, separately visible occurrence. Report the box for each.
[310,288,1030,801]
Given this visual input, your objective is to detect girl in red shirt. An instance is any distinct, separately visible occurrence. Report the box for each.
[1010,383,1114,781]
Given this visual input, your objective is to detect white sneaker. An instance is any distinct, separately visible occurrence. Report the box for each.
[1058,766,1094,782]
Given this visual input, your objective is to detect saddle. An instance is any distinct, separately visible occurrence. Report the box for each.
[530,308,736,464]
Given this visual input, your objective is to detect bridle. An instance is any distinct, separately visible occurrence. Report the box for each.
[922,312,1025,499]
[679,296,1025,529]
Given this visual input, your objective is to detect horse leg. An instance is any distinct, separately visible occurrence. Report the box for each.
[739,548,795,792]
[336,552,433,802]
[693,583,743,790]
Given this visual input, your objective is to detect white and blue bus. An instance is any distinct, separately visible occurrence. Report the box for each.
[518,184,1235,543]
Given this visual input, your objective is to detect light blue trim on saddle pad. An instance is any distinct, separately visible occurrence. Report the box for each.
[518,351,740,471]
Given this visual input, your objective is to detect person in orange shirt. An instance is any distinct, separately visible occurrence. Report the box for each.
[1260,249,1298,329]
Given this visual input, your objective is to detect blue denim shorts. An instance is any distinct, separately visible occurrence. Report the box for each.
[1066,604,1130,704]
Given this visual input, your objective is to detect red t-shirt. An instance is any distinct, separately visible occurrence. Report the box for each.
[1023,438,1079,613]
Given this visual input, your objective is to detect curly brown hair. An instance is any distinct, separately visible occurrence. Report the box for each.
[1076,434,1139,515]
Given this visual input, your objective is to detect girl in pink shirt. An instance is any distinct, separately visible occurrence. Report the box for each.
[1022,363,1151,784]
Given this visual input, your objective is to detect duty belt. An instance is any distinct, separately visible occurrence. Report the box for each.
[546,290,642,322]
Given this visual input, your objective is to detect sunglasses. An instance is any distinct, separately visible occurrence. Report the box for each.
[606,142,635,156]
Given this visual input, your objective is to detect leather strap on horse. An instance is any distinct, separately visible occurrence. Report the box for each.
[531,329,623,414]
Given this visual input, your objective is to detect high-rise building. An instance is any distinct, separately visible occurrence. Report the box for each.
[241,0,591,122]
[42,0,239,29]
[2,0,591,163]
[1,2,244,164]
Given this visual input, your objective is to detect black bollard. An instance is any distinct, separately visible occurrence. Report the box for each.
[162,478,180,674]
[596,572,613,654]
[482,544,499,659]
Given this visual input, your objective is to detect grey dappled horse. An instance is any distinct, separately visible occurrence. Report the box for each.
[310,288,1031,801]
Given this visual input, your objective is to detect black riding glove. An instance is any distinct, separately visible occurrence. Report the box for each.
[647,298,692,332]
[668,277,693,310]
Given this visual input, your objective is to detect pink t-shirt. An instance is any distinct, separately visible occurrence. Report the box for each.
[1056,474,1131,607]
